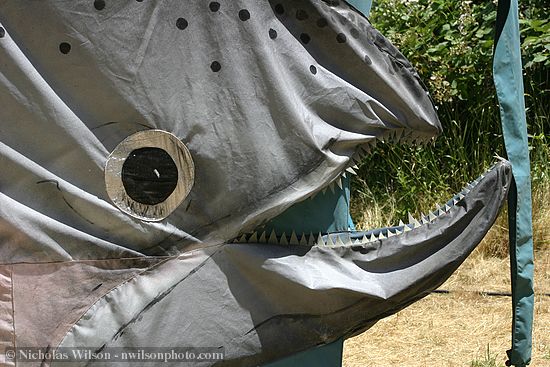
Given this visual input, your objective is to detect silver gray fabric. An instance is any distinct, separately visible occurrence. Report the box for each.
[0,0,439,262]
[0,1,511,366]
[54,161,512,366]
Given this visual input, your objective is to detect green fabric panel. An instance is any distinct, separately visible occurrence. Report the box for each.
[262,178,351,367]
[265,338,344,367]
[347,0,373,17]
[263,4,372,365]
[264,175,353,235]
[493,0,535,365]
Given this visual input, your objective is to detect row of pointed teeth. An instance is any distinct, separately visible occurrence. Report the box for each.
[307,130,437,199]
[234,230,323,246]
[310,165,359,198]
[233,165,492,247]
[349,129,436,166]
[232,227,411,247]
[232,230,414,246]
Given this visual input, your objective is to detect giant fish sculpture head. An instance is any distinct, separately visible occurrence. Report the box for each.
[0,0,510,366]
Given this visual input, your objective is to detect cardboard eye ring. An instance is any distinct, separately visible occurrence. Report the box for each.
[104,129,194,221]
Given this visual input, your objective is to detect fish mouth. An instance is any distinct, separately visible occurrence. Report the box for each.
[233,159,512,249]
[51,161,512,366]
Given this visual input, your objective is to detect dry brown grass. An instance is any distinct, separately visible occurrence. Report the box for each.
[352,182,550,257]
[532,182,550,252]
[477,181,550,257]
[345,183,550,366]
[343,248,550,367]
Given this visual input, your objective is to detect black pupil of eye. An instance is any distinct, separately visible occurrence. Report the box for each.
[122,147,178,205]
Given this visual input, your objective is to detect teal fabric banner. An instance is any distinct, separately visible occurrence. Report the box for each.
[265,2,373,364]
[347,0,373,17]
[265,338,344,367]
[263,176,353,367]
[493,0,535,365]
[263,176,354,235]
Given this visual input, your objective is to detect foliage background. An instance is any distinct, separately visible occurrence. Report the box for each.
[351,0,549,254]
[345,3,549,364]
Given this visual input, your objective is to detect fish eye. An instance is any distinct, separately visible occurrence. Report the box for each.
[104,130,194,221]
[121,147,179,206]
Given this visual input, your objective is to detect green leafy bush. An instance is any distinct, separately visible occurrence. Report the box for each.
[352,0,549,233]
[520,0,549,69]
[371,0,497,103]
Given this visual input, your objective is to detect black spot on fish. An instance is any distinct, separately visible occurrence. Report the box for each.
[59,42,71,54]
[239,9,250,21]
[336,33,347,43]
[176,18,188,30]
[310,65,317,74]
[300,33,310,44]
[94,0,105,10]
[211,61,221,72]
[209,2,220,12]
[269,28,277,40]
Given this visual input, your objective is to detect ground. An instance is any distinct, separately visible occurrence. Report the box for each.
[343,247,550,367]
